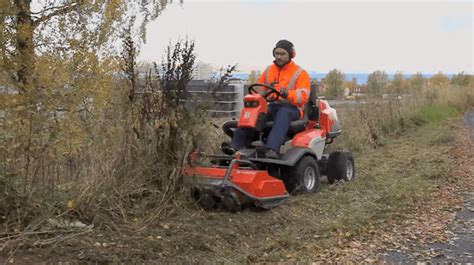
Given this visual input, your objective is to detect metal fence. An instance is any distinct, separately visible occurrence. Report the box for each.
[186,80,245,118]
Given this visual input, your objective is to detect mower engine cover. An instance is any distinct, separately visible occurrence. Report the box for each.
[319,100,341,134]
[238,94,268,131]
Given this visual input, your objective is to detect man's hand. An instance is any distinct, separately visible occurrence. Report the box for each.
[255,86,266,95]
[280,88,289,98]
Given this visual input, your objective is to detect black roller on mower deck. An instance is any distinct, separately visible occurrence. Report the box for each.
[191,187,242,212]
[326,151,356,184]
[192,186,289,212]
[191,188,218,210]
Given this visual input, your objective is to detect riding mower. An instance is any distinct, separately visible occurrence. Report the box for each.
[182,83,355,211]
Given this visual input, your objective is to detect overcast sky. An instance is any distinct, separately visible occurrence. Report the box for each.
[139,0,473,74]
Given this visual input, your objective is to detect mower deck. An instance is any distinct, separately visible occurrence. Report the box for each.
[183,157,289,210]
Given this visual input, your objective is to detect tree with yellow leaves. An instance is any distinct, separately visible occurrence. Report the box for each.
[0,0,179,196]
[429,72,450,87]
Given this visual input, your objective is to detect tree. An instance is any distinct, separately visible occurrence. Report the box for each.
[325,69,345,98]
[367,70,389,96]
[409,72,425,93]
[430,72,450,87]
[122,20,139,103]
[344,77,357,93]
[389,71,407,95]
[0,0,178,192]
[248,70,259,84]
[451,72,470,87]
[351,77,358,90]
[1,0,178,94]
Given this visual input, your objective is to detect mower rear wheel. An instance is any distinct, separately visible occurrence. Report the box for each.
[327,151,355,184]
[286,156,320,193]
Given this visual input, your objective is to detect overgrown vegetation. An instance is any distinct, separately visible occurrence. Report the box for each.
[0,33,239,232]
[2,110,466,263]
[332,84,474,152]
[0,1,239,234]
[2,62,472,260]
[1,1,473,262]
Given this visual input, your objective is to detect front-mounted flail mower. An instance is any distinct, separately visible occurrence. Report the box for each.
[182,83,355,211]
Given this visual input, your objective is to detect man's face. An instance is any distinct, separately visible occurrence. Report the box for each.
[274,47,290,66]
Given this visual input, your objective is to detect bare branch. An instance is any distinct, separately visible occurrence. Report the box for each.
[30,3,74,15]
[32,2,81,27]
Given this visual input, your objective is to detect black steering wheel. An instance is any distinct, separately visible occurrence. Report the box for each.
[248,83,282,102]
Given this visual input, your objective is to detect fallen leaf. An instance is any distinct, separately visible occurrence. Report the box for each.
[67,199,77,210]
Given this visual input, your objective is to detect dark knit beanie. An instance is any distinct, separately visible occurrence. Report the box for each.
[273,39,295,58]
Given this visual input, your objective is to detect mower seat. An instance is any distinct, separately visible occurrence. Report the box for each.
[223,112,308,139]
[263,118,307,138]
[263,86,318,137]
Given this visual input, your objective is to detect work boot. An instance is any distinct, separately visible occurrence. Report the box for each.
[265,149,279,159]
[221,142,236,155]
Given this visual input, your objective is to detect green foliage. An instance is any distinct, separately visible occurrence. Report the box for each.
[325,69,345,98]
[409,72,425,93]
[420,105,458,122]
[389,71,407,95]
[451,72,471,87]
[367,70,389,96]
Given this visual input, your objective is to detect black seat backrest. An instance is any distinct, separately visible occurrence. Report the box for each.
[307,84,319,121]
[283,85,317,136]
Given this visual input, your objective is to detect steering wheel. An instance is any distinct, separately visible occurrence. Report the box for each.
[248,83,282,102]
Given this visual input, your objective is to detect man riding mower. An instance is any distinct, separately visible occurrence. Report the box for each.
[182,40,355,211]
[223,39,311,159]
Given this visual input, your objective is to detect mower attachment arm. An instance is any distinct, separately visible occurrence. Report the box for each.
[221,158,256,188]
[221,158,289,209]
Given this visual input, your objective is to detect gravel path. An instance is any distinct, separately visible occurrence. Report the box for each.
[428,108,474,262]
[466,108,474,139]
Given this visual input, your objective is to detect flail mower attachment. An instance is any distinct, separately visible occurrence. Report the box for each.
[183,152,289,211]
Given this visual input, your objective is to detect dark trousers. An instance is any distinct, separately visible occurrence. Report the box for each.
[231,103,300,153]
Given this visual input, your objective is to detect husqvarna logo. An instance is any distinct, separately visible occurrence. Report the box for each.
[244,112,251,119]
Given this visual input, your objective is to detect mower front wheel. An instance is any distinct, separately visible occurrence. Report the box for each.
[286,156,321,193]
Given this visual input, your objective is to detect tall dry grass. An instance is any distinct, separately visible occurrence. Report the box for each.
[333,84,474,153]
[0,40,232,233]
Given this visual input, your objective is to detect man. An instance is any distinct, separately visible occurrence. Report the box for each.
[228,39,311,158]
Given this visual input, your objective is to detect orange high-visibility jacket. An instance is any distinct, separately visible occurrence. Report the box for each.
[258,61,311,118]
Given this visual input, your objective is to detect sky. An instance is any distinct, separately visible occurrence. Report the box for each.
[139,0,473,74]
